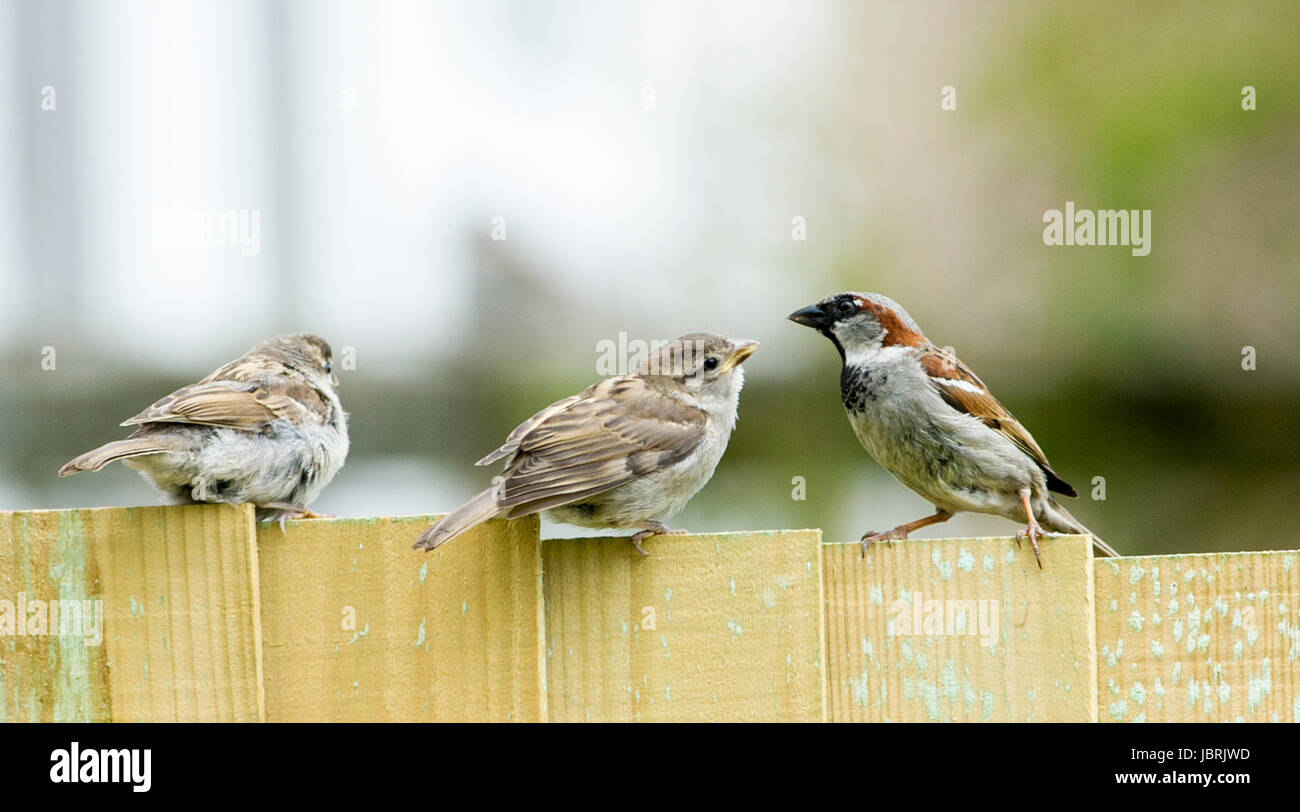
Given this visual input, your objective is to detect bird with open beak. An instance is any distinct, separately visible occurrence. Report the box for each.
[414,333,758,555]
[789,292,1116,565]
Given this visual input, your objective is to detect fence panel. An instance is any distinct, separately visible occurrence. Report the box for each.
[1095,551,1300,722]
[823,535,1098,722]
[0,504,263,722]
[256,514,546,722]
[542,530,826,722]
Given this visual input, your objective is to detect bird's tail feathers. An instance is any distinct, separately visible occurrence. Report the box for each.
[58,437,176,477]
[1086,533,1121,558]
[1043,499,1120,558]
[412,487,501,552]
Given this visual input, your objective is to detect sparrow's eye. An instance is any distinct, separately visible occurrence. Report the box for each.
[324,361,333,375]
[836,299,857,316]
[703,357,719,371]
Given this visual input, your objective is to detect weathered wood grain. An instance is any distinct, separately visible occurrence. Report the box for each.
[824,535,1098,722]
[542,530,825,722]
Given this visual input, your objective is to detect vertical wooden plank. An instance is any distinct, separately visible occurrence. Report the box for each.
[1095,551,1300,722]
[0,504,263,722]
[256,515,545,722]
[824,535,1097,722]
[543,530,825,722]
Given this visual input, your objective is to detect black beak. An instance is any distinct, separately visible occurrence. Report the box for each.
[787,304,830,330]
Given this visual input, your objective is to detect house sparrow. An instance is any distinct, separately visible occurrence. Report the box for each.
[59,334,349,523]
[788,292,1117,564]
[413,333,757,555]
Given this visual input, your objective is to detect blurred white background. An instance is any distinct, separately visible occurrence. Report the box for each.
[2,1,1296,552]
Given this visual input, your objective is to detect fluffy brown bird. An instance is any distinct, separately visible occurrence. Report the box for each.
[414,333,757,554]
[789,292,1116,564]
[59,334,348,522]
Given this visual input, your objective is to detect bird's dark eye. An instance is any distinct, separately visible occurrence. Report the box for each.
[324,361,333,375]
[703,357,719,371]
[836,298,857,316]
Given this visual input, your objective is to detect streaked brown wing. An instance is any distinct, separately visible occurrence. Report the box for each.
[120,377,328,431]
[494,376,708,517]
[476,394,583,466]
[921,347,1077,496]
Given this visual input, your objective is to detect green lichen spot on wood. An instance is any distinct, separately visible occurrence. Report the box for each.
[52,511,96,722]
[931,549,953,580]
[1108,699,1128,721]
[957,548,975,573]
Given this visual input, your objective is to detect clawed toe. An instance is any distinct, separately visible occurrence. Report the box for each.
[629,532,652,556]
[628,525,687,556]
[1017,523,1045,569]
[860,529,904,558]
[258,501,331,533]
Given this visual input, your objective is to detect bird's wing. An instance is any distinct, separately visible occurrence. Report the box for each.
[476,394,584,466]
[120,377,329,431]
[920,346,1077,497]
[493,376,709,517]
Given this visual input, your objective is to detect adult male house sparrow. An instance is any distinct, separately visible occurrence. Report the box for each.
[788,293,1117,564]
[414,333,757,554]
[59,334,348,523]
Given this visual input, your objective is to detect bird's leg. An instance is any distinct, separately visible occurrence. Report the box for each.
[629,521,689,556]
[1016,490,1045,568]
[860,509,952,558]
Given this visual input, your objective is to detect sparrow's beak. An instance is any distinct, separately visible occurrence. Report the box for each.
[720,339,759,373]
[331,374,341,387]
[787,304,830,330]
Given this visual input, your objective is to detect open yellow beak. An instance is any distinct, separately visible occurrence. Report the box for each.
[720,339,759,373]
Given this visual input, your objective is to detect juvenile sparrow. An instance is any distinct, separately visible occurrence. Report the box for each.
[789,293,1117,564]
[413,333,757,554]
[59,334,349,523]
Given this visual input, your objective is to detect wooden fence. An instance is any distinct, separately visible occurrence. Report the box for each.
[1,504,1296,722]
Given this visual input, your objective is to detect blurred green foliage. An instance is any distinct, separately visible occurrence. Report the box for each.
[5,2,1297,555]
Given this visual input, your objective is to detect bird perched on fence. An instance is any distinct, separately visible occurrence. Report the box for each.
[59,334,348,524]
[414,333,757,555]
[788,292,1116,564]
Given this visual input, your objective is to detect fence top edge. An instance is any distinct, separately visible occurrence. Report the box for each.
[1093,547,1300,565]
[0,503,253,519]
[544,528,822,544]
[821,534,1092,546]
